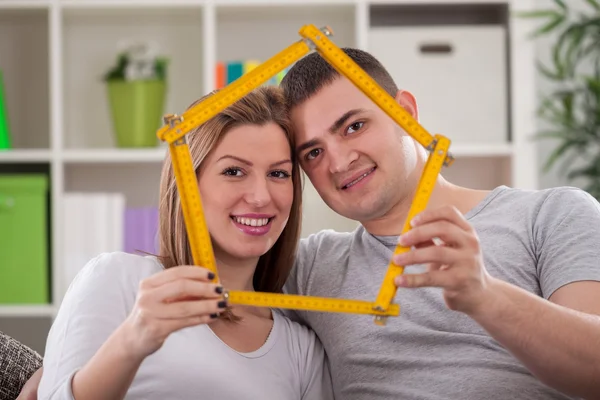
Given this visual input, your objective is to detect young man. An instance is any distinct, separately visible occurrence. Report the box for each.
[280,48,600,400]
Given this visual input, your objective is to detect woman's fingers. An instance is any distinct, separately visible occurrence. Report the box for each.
[163,313,220,333]
[141,265,216,289]
[159,298,228,319]
[153,278,223,303]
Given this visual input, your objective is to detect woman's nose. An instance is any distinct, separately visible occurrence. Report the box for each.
[243,178,271,208]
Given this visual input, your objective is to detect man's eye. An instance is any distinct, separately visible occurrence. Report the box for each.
[306,148,322,161]
[347,121,364,134]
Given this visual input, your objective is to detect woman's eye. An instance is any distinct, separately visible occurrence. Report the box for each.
[306,148,322,161]
[270,170,291,179]
[347,121,364,134]
[223,168,243,177]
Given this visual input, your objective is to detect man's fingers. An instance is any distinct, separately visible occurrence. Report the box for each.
[399,220,466,249]
[394,270,451,289]
[410,204,473,232]
[393,243,460,267]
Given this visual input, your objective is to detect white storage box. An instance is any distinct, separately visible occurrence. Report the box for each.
[367,25,509,146]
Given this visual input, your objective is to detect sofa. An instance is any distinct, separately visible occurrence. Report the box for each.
[0,331,43,400]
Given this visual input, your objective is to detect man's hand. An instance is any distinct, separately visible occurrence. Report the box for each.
[392,204,495,315]
[17,366,43,400]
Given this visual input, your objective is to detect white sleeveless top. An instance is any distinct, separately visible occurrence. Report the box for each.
[38,252,334,400]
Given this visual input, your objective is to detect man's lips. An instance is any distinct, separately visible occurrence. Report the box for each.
[339,167,376,189]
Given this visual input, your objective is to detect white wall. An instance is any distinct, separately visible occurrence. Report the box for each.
[534,0,593,189]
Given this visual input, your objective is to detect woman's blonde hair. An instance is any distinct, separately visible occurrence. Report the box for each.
[157,85,303,301]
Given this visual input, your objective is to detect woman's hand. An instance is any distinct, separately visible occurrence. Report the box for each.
[121,266,227,359]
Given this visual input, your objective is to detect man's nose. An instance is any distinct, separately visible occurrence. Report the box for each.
[328,142,358,174]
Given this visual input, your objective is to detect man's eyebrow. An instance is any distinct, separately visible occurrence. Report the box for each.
[328,108,365,133]
[296,139,320,155]
[295,109,366,155]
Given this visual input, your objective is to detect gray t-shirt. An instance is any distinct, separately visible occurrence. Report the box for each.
[283,185,600,400]
[38,252,334,400]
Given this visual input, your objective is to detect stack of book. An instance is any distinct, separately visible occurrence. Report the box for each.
[215,60,291,88]
[62,193,159,288]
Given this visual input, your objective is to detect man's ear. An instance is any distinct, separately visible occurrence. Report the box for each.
[394,90,419,121]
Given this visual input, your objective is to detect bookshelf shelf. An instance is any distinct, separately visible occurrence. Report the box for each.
[0,1,49,9]
[59,0,203,8]
[0,150,52,163]
[0,0,539,354]
[451,144,513,157]
[62,148,167,163]
[0,305,55,318]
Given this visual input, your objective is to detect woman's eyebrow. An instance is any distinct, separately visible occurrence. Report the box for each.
[217,155,252,165]
[217,155,291,168]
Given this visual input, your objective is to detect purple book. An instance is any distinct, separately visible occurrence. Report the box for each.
[124,207,159,255]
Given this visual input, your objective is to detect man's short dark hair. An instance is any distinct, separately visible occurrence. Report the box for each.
[280,47,399,110]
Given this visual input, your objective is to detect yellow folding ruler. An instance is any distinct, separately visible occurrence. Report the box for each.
[157,24,454,324]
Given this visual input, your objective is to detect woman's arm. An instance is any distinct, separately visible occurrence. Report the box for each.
[39,252,226,400]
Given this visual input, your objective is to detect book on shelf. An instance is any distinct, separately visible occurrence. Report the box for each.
[62,193,159,290]
[215,60,291,89]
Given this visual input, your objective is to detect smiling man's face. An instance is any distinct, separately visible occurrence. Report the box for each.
[289,76,423,223]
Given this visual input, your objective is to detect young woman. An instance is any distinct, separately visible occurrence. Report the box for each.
[38,86,334,400]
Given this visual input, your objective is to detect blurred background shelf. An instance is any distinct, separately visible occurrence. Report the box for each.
[0,150,52,162]
[0,0,540,354]
[0,305,55,318]
[62,148,167,163]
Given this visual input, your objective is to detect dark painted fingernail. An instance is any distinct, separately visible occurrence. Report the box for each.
[215,286,223,294]
[218,300,227,308]
[208,272,215,280]
[210,313,218,319]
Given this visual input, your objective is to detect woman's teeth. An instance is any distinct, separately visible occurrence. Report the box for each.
[233,217,270,227]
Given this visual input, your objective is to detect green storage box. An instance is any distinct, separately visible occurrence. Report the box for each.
[0,174,49,304]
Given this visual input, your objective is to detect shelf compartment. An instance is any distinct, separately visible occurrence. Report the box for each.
[65,162,162,207]
[215,3,356,82]
[367,2,511,147]
[62,6,204,149]
[0,315,53,354]
[443,156,512,190]
[0,8,50,149]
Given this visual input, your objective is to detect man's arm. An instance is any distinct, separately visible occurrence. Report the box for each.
[468,278,600,399]
[393,189,600,399]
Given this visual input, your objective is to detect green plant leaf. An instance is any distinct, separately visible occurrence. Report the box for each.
[585,0,600,11]
[514,9,560,19]
[553,0,567,10]
[542,137,586,172]
[533,14,567,37]
[536,59,564,81]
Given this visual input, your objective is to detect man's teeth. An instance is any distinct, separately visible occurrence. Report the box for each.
[233,217,270,227]
[345,170,371,188]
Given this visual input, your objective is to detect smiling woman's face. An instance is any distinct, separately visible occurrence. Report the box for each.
[198,121,294,264]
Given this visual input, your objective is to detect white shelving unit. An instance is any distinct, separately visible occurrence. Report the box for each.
[0,0,539,353]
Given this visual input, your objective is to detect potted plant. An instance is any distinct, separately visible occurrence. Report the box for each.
[520,0,600,200]
[104,41,168,148]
